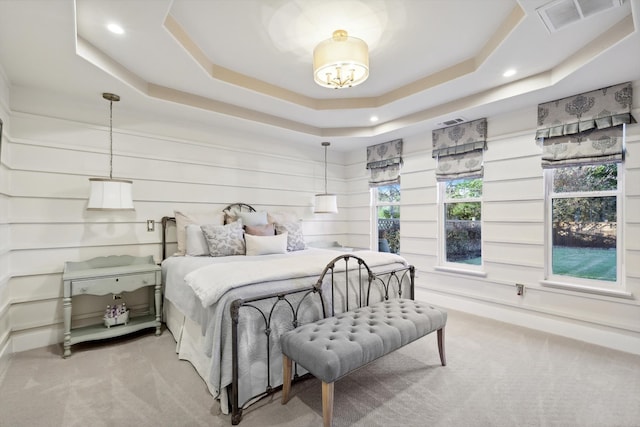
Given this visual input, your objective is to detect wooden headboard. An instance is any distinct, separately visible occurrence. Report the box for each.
[161,203,256,260]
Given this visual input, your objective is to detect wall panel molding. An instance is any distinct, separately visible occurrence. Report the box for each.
[4,108,350,354]
[343,101,640,356]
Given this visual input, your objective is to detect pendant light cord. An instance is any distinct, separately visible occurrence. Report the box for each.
[324,144,328,194]
[321,141,330,195]
[102,92,120,180]
[109,98,113,180]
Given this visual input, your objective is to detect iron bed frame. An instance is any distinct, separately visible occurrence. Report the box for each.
[160,203,415,425]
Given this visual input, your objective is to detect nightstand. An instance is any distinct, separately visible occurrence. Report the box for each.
[62,255,162,358]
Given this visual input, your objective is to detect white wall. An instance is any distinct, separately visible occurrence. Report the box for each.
[4,87,348,353]
[345,85,640,355]
[4,76,640,356]
[0,69,11,369]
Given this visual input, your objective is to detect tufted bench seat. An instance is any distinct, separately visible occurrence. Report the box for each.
[280,298,447,427]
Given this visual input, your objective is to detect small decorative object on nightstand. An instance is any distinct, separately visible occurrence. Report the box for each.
[62,255,162,358]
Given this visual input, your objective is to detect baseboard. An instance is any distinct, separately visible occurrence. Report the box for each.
[0,296,10,374]
[10,324,63,354]
[415,287,640,356]
[0,329,10,379]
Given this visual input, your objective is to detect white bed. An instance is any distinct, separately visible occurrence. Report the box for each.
[159,205,414,423]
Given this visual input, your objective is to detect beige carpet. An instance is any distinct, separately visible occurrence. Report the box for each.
[1,310,639,427]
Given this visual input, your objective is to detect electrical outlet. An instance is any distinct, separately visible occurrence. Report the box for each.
[516,283,525,296]
[147,219,155,232]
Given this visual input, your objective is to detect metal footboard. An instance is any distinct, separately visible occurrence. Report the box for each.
[229,285,321,425]
[229,255,415,424]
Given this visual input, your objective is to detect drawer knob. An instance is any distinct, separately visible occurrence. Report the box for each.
[115,278,119,282]
[81,287,88,293]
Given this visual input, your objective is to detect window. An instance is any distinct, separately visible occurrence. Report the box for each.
[546,163,621,285]
[374,184,400,253]
[440,178,482,265]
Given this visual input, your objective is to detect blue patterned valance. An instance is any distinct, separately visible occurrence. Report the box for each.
[366,139,403,187]
[537,82,635,168]
[432,118,487,181]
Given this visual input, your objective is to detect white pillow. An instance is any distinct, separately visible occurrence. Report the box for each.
[245,232,288,256]
[184,224,210,256]
[237,211,268,226]
[174,210,225,255]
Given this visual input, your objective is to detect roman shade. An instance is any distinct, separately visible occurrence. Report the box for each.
[366,139,403,187]
[432,118,487,181]
[536,82,634,168]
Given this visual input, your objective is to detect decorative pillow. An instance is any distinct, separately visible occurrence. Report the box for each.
[200,220,245,257]
[184,224,210,256]
[174,210,225,256]
[237,211,268,226]
[267,211,298,224]
[245,233,288,256]
[245,223,275,236]
[274,221,307,252]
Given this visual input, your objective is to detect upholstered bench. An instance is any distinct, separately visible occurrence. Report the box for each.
[280,298,447,427]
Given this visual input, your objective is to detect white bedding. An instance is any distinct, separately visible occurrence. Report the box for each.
[162,248,346,323]
[185,250,407,308]
[161,248,411,413]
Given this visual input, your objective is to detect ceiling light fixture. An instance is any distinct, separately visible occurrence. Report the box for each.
[313,30,369,89]
[87,93,134,210]
[314,142,338,214]
[503,68,516,77]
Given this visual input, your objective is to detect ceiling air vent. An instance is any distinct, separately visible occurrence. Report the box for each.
[438,117,466,126]
[537,0,625,33]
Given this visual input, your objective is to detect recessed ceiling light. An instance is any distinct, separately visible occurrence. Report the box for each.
[107,23,125,35]
[503,68,516,77]
[370,115,379,123]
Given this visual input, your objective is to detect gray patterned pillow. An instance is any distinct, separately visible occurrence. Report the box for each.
[275,221,307,252]
[201,220,245,256]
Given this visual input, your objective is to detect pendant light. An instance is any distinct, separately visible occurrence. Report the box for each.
[314,142,338,214]
[87,93,134,210]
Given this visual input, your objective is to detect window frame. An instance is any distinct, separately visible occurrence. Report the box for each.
[371,184,401,253]
[543,164,624,290]
[438,178,484,271]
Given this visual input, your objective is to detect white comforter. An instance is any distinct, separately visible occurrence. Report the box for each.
[184,250,407,307]
[161,248,411,408]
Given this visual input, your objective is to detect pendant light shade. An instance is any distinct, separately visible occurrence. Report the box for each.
[314,193,338,214]
[314,142,338,214]
[87,93,134,210]
[88,178,134,210]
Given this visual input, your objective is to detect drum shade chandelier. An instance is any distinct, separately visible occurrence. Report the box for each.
[314,142,338,214]
[87,93,134,210]
[313,29,369,89]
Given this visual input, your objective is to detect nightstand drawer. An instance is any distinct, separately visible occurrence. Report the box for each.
[71,271,157,296]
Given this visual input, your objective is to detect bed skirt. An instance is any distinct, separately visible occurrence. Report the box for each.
[164,299,231,414]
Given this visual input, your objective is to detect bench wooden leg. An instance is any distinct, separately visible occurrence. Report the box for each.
[282,354,292,404]
[322,381,334,427]
[437,328,446,366]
